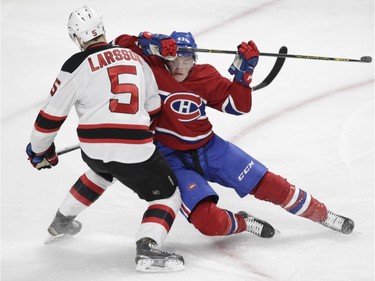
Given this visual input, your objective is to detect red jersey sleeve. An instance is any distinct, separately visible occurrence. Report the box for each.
[189,64,252,115]
[112,34,143,56]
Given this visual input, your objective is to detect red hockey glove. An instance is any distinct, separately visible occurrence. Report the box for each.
[26,142,59,170]
[138,32,177,60]
[228,40,259,87]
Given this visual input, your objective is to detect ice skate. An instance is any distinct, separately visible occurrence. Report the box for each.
[237,211,277,238]
[135,238,185,272]
[319,210,354,234]
[44,210,82,244]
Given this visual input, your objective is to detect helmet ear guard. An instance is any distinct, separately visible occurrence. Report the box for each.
[170,31,197,60]
[67,6,105,50]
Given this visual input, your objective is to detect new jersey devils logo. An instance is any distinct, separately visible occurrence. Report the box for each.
[164,92,205,122]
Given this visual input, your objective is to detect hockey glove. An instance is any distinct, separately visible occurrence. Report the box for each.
[26,142,59,170]
[138,31,177,60]
[228,40,259,87]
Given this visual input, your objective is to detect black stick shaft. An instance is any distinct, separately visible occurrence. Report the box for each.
[178,47,372,63]
[57,144,80,155]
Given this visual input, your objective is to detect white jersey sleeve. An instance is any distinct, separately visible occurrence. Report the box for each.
[30,44,161,163]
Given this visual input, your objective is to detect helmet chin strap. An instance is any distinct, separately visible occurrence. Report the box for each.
[70,35,85,51]
[77,37,85,51]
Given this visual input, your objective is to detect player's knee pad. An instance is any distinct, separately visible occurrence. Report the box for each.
[189,199,232,236]
[250,171,292,204]
[132,150,179,202]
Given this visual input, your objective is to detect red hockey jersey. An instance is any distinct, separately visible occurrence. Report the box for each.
[113,35,253,151]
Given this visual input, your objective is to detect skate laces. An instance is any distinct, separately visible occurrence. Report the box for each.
[148,242,174,256]
[320,211,346,231]
[322,210,355,235]
[246,217,263,236]
[137,238,178,259]
[237,211,276,238]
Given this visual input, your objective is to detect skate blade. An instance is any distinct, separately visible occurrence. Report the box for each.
[136,258,185,273]
[44,233,74,244]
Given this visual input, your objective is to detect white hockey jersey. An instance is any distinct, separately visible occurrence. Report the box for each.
[30,43,161,163]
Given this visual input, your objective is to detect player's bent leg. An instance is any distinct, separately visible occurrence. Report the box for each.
[189,199,276,238]
[189,198,246,236]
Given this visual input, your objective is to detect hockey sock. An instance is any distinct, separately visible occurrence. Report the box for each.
[189,199,246,236]
[69,169,111,206]
[59,170,112,216]
[250,171,327,222]
[135,189,181,246]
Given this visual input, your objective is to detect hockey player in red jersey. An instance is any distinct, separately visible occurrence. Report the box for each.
[110,31,355,237]
[26,6,184,272]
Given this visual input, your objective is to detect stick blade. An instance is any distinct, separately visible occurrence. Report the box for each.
[253,46,287,91]
[361,56,372,63]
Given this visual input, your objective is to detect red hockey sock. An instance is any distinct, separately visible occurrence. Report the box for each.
[251,171,327,222]
[189,199,247,236]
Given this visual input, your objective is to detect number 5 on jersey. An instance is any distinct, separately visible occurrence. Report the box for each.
[107,65,139,114]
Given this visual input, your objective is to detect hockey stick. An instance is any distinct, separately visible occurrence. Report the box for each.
[56,47,287,156]
[253,46,287,91]
[178,47,372,63]
[57,144,80,155]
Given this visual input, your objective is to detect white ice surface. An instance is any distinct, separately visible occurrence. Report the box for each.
[1,0,374,280]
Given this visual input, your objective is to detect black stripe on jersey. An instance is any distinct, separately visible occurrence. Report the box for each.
[35,111,66,132]
[62,44,116,74]
[77,127,153,141]
[143,207,175,230]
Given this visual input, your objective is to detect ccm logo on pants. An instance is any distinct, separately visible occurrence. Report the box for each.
[238,161,254,181]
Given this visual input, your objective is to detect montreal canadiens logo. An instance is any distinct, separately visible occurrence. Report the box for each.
[187,182,197,190]
[164,92,203,122]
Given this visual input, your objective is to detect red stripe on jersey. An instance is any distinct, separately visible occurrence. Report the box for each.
[34,124,58,133]
[154,131,214,151]
[39,110,67,121]
[34,110,67,133]
[78,123,149,130]
[77,123,153,144]
[78,137,153,144]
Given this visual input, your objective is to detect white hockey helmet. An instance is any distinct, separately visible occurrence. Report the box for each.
[67,6,105,50]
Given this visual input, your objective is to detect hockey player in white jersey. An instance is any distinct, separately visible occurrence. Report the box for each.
[26,6,184,272]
